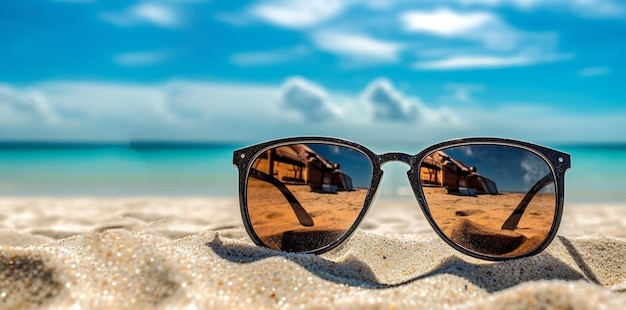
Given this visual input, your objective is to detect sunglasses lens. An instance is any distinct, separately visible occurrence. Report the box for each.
[419,145,557,258]
[246,143,373,252]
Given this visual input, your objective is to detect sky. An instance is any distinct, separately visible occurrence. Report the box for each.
[444,144,552,192]
[1,0,625,144]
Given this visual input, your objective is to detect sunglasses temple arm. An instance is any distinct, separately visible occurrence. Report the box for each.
[501,172,554,230]
[248,168,314,227]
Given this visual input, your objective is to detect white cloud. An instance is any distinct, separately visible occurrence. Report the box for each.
[0,84,59,125]
[0,81,282,141]
[462,146,475,157]
[250,0,344,29]
[413,52,573,70]
[1,79,624,143]
[521,155,551,187]
[235,2,579,70]
[447,102,626,143]
[230,45,310,66]
[415,54,531,70]
[361,78,459,124]
[35,82,166,123]
[311,31,402,62]
[400,7,574,70]
[114,50,174,67]
[362,78,417,122]
[100,2,180,28]
[134,3,179,27]
[401,8,527,51]
[0,79,458,141]
[279,77,339,121]
[151,81,284,127]
[579,66,611,77]
[401,8,496,37]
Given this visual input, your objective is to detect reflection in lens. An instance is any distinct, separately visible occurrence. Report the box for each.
[246,143,373,252]
[419,145,556,257]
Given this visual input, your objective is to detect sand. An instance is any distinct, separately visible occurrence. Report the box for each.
[1,197,625,309]
[247,180,558,257]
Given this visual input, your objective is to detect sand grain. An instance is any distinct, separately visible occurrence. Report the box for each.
[0,198,625,309]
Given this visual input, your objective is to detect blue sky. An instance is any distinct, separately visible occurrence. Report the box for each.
[1,0,625,143]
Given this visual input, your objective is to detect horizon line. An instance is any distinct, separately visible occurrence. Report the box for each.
[1,140,626,149]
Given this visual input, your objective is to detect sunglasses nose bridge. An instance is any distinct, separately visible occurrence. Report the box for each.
[378,152,413,166]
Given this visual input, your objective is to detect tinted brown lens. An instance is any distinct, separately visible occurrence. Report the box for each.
[419,145,556,258]
[246,143,373,252]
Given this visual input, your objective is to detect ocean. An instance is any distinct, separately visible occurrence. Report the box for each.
[1,142,625,205]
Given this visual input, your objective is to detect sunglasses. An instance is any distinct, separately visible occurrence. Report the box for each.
[233,137,570,261]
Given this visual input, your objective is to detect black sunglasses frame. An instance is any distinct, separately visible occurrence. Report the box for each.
[233,136,570,261]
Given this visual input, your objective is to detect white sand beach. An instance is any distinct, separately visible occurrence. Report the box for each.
[1,198,625,309]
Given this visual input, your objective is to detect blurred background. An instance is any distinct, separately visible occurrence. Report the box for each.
[1,0,625,203]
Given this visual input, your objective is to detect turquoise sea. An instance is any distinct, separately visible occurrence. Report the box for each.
[0,142,625,205]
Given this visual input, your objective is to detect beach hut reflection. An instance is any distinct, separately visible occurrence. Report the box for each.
[246,143,370,251]
[420,150,499,196]
[252,144,354,194]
